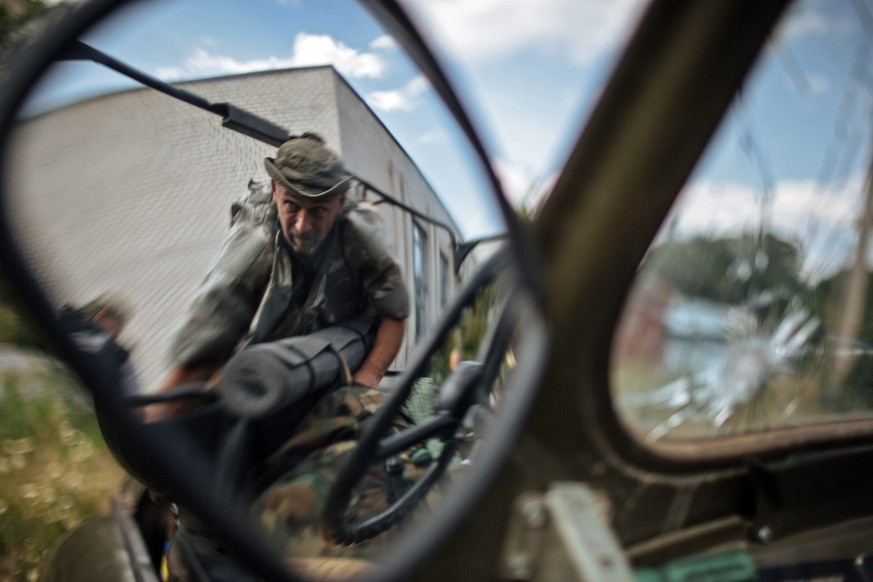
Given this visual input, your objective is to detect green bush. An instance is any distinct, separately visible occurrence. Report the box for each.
[0,364,125,580]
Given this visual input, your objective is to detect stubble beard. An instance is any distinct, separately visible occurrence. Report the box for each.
[289,233,321,257]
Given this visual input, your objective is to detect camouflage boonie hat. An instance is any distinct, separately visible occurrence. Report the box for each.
[265,133,351,199]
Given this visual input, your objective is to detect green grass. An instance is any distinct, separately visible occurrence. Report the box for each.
[0,362,125,581]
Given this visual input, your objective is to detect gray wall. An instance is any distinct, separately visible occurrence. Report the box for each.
[7,66,465,390]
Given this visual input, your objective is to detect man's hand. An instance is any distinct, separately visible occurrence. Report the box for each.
[352,317,405,388]
[142,398,203,423]
[352,367,383,389]
[142,364,217,423]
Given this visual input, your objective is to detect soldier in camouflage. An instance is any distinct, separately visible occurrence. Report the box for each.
[149,133,417,577]
[150,132,409,404]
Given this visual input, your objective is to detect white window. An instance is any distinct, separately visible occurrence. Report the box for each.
[412,221,428,340]
[439,251,450,311]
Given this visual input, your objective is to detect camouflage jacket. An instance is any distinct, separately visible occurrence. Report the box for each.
[170,180,409,368]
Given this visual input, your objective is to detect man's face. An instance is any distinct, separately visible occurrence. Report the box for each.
[272,181,345,256]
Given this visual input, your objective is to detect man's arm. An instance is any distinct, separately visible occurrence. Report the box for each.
[353,317,405,388]
[144,187,277,423]
[342,204,409,387]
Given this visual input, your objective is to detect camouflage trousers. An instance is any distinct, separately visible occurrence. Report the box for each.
[252,383,428,563]
[165,384,433,581]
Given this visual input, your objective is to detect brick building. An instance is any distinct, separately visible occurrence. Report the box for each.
[8,65,467,389]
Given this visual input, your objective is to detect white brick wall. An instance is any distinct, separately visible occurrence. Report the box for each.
[7,66,465,390]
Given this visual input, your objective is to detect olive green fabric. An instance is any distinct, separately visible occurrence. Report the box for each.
[164,173,414,575]
[167,384,434,579]
[169,180,409,368]
[253,383,431,560]
[264,133,351,199]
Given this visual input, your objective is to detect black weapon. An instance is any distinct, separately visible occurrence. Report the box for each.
[107,315,377,494]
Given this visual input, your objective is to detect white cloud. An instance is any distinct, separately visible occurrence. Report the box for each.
[399,0,645,66]
[806,72,831,94]
[365,74,430,112]
[779,4,856,42]
[672,178,861,236]
[770,0,857,55]
[370,35,397,51]
[366,90,411,112]
[782,11,834,39]
[156,49,275,79]
[406,75,430,94]
[665,174,869,278]
[417,128,446,145]
[492,159,558,210]
[155,33,386,81]
[289,33,386,78]
[493,159,531,207]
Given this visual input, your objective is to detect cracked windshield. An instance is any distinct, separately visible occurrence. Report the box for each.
[613,0,873,442]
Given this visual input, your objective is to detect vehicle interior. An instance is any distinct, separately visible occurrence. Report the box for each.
[2,0,873,580]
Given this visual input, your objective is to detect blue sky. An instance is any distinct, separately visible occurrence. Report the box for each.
[26,0,871,271]
[665,0,873,279]
[26,0,647,241]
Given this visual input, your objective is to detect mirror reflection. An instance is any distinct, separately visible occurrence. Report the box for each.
[3,0,512,576]
[612,0,873,442]
[10,0,500,393]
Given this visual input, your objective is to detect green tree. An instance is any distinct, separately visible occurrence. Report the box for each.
[811,268,873,407]
[645,231,807,304]
[428,280,499,383]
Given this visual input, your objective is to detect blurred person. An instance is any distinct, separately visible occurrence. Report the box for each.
[147,133,416,577]
[149,132,409,419]
[60,295,140,397]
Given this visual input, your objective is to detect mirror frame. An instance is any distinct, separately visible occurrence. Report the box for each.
[536,0,798,471]
[0,0,549,580]
[0,4,311,579]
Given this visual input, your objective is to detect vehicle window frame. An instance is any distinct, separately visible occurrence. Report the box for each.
[610,0,873,447]
[533,0,812,472]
